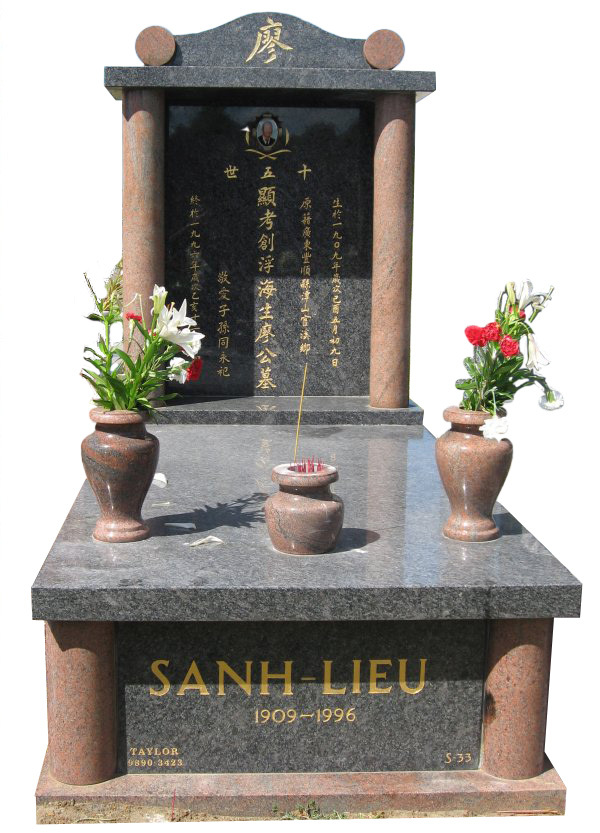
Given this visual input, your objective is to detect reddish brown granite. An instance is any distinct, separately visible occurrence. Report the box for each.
[45,622,116,786]
[483,619,554,780]
[36,752,565,821]
[135,26,176,66]
[369,93,415,409]
[436,407,513,542]
[81,409,159,543]
[265,464,344,554]
[122,89,165,339]
[364,30,405,70]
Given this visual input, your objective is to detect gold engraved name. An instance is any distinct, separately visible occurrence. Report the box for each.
[246,18,293,65]
[149,658,427,697]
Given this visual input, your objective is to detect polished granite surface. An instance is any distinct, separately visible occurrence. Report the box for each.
[151,397,423,425]
[32,424,581,621]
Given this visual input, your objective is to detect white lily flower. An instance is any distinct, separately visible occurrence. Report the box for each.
[170,299,197,329]
[150,285,168,315]
[525,333,550,370]
[161,327,204,358]
[480,415,509,441]
[167,356,188,384]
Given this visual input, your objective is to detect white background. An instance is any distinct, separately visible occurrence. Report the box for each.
[0,1,598,830]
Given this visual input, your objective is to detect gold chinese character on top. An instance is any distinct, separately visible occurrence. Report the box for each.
[245,17,293,65]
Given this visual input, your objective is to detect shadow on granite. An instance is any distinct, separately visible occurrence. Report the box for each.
[149,493,266,536]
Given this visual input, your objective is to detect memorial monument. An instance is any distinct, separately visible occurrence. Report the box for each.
[32,12,581,822]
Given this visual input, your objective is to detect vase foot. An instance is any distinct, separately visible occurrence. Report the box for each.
[442,519,500,543]
[92,520,151,543]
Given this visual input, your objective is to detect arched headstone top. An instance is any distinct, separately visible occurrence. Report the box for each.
[169,12,370,70]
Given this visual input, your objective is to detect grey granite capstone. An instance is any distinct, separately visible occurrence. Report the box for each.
[105,67,436,100]
[32,424,581,621]
[151,397,423,425]
[118,619,485,773]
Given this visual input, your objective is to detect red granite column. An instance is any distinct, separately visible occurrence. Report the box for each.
[122,89,165,329]
[369,93,415,409]
[45,622,116,785]
[482,619,553,779]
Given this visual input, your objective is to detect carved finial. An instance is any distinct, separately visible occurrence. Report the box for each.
[363,29,405,70]
[135,26,176,67]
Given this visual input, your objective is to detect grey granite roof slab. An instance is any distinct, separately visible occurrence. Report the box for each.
[31,424,581,622]
[104,67,436,101]
[150,397,423,425]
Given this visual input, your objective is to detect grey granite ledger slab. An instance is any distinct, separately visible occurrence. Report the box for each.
[32,424,581,621]
[151,397,423,425]
[117,620,485,773]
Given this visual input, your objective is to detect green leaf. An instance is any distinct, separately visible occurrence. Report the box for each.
[114,348,137,376]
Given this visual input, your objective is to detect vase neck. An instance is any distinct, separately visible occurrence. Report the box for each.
[95,422,147,440]
[450,422,482,436]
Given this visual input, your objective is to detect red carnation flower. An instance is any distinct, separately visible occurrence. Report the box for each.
[465,326,488,347]
[482,322,502,342]
[500,335,520,357]
[186,357,203,382]
[125,312,142,322]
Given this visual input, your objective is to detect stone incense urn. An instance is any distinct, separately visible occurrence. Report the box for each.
[81,408,159,543]
[265,463,344,555]
[435,406,513,542]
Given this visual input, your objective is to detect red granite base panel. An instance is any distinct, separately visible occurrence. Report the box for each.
[36,752,566,822]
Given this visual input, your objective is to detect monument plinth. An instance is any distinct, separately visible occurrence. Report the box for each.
[32,12,581,823]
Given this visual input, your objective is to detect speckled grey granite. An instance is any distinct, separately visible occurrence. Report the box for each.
[117,620,485,773]
[151,398,423,425]
[171,12,368,69]
[104,67,436,101]
[31,424,581,621]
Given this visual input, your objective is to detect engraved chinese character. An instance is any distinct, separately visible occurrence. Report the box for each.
[300,197,312,210]
[219,304,230,318]
[258,233,275,252]
[301,212,312,226]
[257,186,276,207]
[245,17,293,65]
[261,166,276,179]
[217,321,230,335]
[300,342,311,355]
[256,366,277,389]
[259,302,274,320]
[217,366,231,377]
[190,230,201,238]
[258,279,277,298]
[258,255,275,274]
[190,195,201,205]
[217,271,231,285]
[297,163,312,180]
[218,288,231,301]
[218,337,229,349]
[190,208,200,218]
[255,322,275,344]
[224,164,239,179]
[256,347,277,364]
[259,209,277,229]
[219,352,231,365]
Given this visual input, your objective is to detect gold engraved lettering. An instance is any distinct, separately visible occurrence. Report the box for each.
[322,660,347,695]
[245,17,293,65]
[352,659,361,694]
[217,661,252,696]
[176,660,209,696]
[260,660,293,695]
[399,658,427,694]
[149,660,171,696]
[369,659,392,694]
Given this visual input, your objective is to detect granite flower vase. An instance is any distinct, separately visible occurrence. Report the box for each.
[81,408,159,543]
[435,406,513,542]
[265,464,344,555]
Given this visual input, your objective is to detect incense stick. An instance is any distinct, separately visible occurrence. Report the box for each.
[293,363,308,465]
